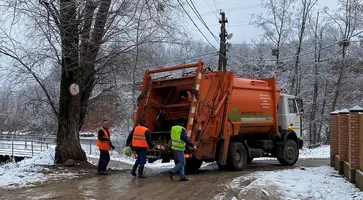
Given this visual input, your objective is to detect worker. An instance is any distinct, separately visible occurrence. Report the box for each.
[96,120,115,175]
[168,118,197,181]
[126,119,154,178]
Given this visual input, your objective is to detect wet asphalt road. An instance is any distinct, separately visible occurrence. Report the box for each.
[0,158,329,200]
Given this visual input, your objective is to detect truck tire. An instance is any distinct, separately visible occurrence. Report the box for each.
[226,142,247,171]
[277,139,299,166]
[185,159,203,173]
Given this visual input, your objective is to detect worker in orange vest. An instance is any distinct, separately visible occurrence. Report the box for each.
[126,119,153,178]
[96,120,115,175]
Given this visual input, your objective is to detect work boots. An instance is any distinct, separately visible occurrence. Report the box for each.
[138,165,146,178]
[130,164,138,177]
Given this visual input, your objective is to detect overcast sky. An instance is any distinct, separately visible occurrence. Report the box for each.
[185,0,340,46]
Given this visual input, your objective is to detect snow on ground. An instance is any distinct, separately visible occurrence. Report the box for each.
[87,153,177,169]
[299,145,330,159]
[84,144,329,170]
[0,148,76,189]
[256,145,330,161]
[83,144,176,168]
[218,166,363,200]
[84,144,212,169]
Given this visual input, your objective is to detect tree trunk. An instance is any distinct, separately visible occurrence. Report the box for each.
[291,0,314,96]
[318,79,329,144]
[332,0,351,111]
[55,69,86,162]
[331,48,347,111]
[132,2,144,112]
[55,0,111,163]
[309,12,320,145]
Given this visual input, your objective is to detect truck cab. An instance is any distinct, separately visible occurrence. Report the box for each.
[278,94,304,148]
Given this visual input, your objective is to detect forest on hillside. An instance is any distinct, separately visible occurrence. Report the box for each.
[0,0,362,147]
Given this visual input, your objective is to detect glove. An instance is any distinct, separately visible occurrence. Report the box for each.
[111,145,115,150]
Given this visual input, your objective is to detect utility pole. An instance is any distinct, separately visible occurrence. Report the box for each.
[218,11,228,71]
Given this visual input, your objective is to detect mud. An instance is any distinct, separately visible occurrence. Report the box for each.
[0,159,329,200]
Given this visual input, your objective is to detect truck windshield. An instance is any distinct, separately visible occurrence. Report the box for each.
[288,99,297,113]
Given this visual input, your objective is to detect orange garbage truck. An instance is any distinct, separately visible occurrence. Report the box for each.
[134,61,304,172]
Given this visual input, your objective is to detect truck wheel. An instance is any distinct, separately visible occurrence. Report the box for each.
[185,159,203,174]
[277,139,299,166]
[227,142,247,171]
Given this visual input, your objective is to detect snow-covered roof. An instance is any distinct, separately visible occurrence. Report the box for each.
[339,108,349,114]
[330,110,340,115]
[349,105,363,112]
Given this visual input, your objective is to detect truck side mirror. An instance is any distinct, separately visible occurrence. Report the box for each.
[296,98,304,114]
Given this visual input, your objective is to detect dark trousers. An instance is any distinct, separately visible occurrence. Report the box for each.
[98,150,110,172]
[132,149,147,173]
[169,150,186,179]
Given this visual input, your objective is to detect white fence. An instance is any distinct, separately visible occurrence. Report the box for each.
[0,134,127,158]
[0,139,50,157]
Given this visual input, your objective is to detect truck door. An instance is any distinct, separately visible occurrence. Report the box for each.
[288,98,302,137]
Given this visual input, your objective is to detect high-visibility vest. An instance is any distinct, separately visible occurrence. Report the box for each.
[171,125,186,152]
[132,125,149,148]
[96,127,112,151]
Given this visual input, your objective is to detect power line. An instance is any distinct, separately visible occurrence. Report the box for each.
[215,0,223,10]
[228,30,363,62]
[162,52,218,66]
[187,0,220,42]
[185,0,231,50]
[230,40,363,46]
[203,0,219,19]
[190,22,251,32]
[176,0,219,52]
[177,0,228,61]
[275,31,363,61]
[202,4,263,16]
[212,0,221,12]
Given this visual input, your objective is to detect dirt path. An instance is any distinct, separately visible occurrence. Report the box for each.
[1,159,329,200]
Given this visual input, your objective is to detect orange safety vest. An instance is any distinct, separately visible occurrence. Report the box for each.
[132,125,149,148]
[96,127,112,151]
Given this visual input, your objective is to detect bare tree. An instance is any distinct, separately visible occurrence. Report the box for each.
[252,0,295,67]
[0,0,183,162]
[307,11,332,145]
[329,0,362,111]
[290,0,317,95]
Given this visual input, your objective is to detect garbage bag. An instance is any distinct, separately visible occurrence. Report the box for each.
[122,146,132,157]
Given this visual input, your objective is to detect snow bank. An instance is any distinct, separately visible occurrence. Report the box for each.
[256,145,330,161]
[226,166,363,200]
[86,147,212,169]
[299,145,330,159]
[87,152,176,169]
[84,143,179,168]
[0,148,75,188]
